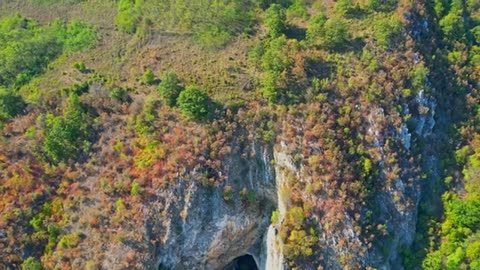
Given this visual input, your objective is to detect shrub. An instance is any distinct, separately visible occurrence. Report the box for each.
[466,241,480,261]
[142,69,155,85]
[433,0,447,17]
[247,190,256,203]
[282,207,318,260]
[367,0,397,12]
[283,229,317,260]
[73,61,87,73]
[61,20,97,52]
[131,181,141,196]
[223,185,233,201]
[446,247,464,269]
[158,70,183,106]
[58,233,79,249]
[410,65,428,91]
[423,250,442,270]
[271,210,280,223]
[196,26,232,49]
[177,86,211,121]
[21,257,43,270]
[134,96,158,134]
[115,199,125,213]
[362,157,372,177]
[335,0,356,16]
[109,87,130,102]
[61,81,90,96]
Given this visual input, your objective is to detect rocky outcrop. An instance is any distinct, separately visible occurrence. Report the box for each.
[141,142,278,269]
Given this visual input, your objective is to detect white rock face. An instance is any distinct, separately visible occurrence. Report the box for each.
[264,225,283,270]
[414,90,436,137]
[399,124,411,150]
[261,143,297,270]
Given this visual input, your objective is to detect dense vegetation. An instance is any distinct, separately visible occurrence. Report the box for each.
[418,0,480,268]
[0,0,478,269]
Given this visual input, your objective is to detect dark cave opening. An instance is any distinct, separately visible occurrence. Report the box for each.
[223,254,258,270]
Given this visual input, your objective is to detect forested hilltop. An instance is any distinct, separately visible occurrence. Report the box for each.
[0,0,478,269]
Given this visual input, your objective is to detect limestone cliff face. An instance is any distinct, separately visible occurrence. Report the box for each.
[142,140,295,270]
[103,141,280,270]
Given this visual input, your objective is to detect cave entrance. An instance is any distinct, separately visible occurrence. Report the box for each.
[223,254,258,270]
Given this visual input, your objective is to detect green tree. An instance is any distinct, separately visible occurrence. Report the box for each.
[323,17,350,49]
[44,93,91,163]
[423,250,442,270]
[261,71,282,104]
[373,15,403,49]
[433,0,448,17]
[264,4,286,38]
[466,241,480,261]
[0,87,25,124]
[115,0,140,33]
[56,20,97,52]
[281,207,318,260]
[0,15,62,87]
[256,35,293,104]
[306,13,327,45]
[261,35,290,73]
[287,0,308,19]
[440,12,465,40]
[177,86,211,121]
[157,70,183,106]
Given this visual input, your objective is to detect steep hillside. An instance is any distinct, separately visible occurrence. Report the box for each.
[0,0,478,270]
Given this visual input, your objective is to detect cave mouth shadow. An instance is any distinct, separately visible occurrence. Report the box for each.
[223,254,258,270]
